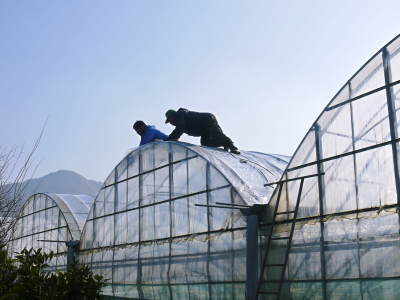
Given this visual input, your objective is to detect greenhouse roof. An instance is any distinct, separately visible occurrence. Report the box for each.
[9,192,94,266]
[15,193,94,241]
[47,194,94,233]
[107,141,290,206]
[178,142,290,205]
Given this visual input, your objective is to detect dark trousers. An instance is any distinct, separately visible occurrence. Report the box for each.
[200,115,235,149]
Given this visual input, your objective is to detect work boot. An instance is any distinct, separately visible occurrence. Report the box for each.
[230,145,240,155]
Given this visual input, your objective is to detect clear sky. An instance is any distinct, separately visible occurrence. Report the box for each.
[1,0,400,181]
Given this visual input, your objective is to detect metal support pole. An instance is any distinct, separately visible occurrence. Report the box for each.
[167,147,174,299]
[242,204,267,300]
[314,124,327,300]
[246,214,259,300]
[348,82,364,299]
[65,240,80,270]
[137,149,144,300]
[383,47,400,206]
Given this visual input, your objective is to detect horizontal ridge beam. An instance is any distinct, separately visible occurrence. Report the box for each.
[276,211,295,215]
[264,172,324,186]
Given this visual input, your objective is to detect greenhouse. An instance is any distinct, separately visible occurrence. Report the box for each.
[9,193,94,270]
[79,142,289,299]
[256,34,400,299]
[7,33,400,300]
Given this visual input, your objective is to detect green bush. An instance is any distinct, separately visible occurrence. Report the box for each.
[0,244,106,300]
[0,243,17,296]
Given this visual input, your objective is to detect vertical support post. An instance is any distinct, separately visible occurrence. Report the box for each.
[246,213,259,300]
[65,240,80,270]
[382,47,400,207]
[112,169,118,296]
[205,162,213,299]
[349,83,364,299]
[314,124,327,300]
[167,146,174,299]
[137,149,144,300]
[348,82,360,209]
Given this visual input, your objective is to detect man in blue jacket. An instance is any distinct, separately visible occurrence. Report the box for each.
[133,120,168,146]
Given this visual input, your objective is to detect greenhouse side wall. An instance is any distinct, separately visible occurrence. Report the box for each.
[259,34,400,299]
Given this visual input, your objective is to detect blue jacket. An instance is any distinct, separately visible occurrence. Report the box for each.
[140,125,168,146]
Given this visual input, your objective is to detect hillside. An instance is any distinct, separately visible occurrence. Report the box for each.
[18,169,102,199]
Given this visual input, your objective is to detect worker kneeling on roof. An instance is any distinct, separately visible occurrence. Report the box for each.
[133,120,168,146]
[165,108,240,154]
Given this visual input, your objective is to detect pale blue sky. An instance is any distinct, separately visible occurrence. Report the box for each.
[1,1,400,181]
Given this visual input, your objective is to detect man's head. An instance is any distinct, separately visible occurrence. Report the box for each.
[133,120,147,136]
[165,109,177,125]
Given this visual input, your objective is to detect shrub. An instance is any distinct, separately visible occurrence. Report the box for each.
[0,243,17,296]
[0,245,106,300]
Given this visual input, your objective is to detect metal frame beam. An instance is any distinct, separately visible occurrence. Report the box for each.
[326,79,400,111]
[314,124,327,300]
[261,203,400,227]
[102,155,198,189]
[87,185,230,222]
[264,172,324,186]
[383,47,400,210]
[246,213,259,300]
[288,137,400,172]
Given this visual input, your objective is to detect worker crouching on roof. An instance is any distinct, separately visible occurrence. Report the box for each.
[165,108,240,154]
[133,120,168,146]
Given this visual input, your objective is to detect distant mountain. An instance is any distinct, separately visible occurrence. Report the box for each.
[18,170,102,199]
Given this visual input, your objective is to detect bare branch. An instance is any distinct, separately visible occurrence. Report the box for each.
[0,122,46,244]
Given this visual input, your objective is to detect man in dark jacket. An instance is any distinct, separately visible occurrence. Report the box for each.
[164,108,240,154]
[133,120,168,146]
